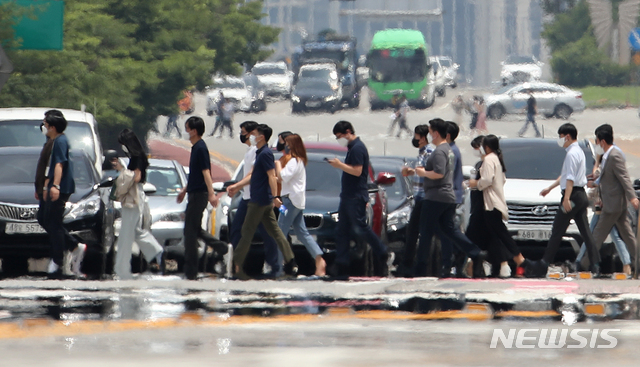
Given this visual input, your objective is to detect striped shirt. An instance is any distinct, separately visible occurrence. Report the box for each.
[412,144,435,199]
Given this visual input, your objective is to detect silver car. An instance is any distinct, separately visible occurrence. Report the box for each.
[484,82,585,120]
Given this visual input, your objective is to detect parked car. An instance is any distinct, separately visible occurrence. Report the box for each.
[0,107,104,177]
[500,54,543,86]
[291,78,343,114]
[0,147,115,276]
[251,61,293,98]
[485,82,585,120]
[206,75,266,114]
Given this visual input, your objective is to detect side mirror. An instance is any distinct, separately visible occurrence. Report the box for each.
[143,182,157,195]
[375,172,396,186]
[98,177,115,188]
[213,180,237,193]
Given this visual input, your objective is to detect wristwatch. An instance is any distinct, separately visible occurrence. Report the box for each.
[52,184,61,190]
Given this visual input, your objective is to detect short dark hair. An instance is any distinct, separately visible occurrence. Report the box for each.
[44,109,67,133]
[414,124,429,138]
[595,124,614,145]
[471,135,484,149]
[428,118,448,139]
[256,124,273,142]
[185,116,205,136]
[446,121,460,142]
[332,120,355,135]
[558,123,577,140]
[240,120,258,133]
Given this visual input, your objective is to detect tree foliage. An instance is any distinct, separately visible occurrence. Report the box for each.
[0,0,279,149]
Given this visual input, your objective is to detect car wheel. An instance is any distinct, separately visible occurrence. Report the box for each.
[1,256,28,277]
[554,104,572,120]
[437,87,446,97]
[451,82,458,89]
[488,104,505,120]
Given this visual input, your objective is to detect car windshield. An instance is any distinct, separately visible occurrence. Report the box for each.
[146,167,183,196]
[302,50,349,69]
[439,58,452,67]
[253,67,286,76]
[502,142,594,180]
[215,81,245,89]
[0,120,96,162]
[505,55,535,64]
[306,160,342,194]
[368,48,427,83]
[0,152,93,187]
[294,80,333,92]
[300,68,335,80]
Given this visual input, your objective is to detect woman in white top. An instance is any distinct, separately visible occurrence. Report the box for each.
[469,135,525,278]
[275,134,326,276]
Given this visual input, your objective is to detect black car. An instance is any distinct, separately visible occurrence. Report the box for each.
[291,79,342,114]
[0,147,115,276]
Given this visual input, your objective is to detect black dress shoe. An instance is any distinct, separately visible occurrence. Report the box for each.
[524,259,548,278]
[283,259,299,277]
[472,251,488,278]
[589,263,601,278]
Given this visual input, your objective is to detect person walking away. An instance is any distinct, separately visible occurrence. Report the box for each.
[469,96,479,131]
[468,135,526,278]
[233,124,299,280]
[165,114,180,138]
[226,121,281,278]
[210,92,225,137]
[327,121,391,278]
[275,134,327,276]
[475,97,487,133]
[113,129,164,279]
[388,94,401,136]
[177,116,228,280]
[413,118,487,278]
[586,124,639,276]
[518,91,541,137]
[220,98,235,138]
[398,124,434,277]
[42,111,86,278]
[524,123,600,277]
[451,95,465,126]
[394,95,412,138]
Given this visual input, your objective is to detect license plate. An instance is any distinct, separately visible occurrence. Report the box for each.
[5,222,46,235]
[305,101,321,108]
[516,230,551,241]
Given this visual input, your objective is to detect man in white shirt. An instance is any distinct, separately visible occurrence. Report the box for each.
[226,121,280,277]
[525,123,600,277]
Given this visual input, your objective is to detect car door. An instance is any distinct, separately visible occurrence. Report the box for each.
[506,86,529,114]
[531,86,556,115]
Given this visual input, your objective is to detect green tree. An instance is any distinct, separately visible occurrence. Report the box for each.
[541,0,592,53]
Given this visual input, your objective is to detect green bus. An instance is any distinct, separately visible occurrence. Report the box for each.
[367,29,435,110]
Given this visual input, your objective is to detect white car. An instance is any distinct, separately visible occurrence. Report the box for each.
[428,57,448,97]
[500,55,543,86]
[251,61,293,98]
[298,63,340,90]
[434,56,459,88]
[206,76,254,113]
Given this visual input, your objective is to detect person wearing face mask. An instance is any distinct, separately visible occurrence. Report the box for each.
[233,124,299,280]
[275,131,293,207]
[226,121,281,277]
[525,123,600,278]
[464,136,490,268]
[328,121,391,278]
[468,135,527,278]
[397,124,434,277]
[581,124,638,277]
[177,116,228,280]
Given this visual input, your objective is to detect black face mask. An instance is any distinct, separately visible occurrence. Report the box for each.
[276,142,285,152]
[240,134,247,144]
[284,146,291,154]
[412,138,421,148]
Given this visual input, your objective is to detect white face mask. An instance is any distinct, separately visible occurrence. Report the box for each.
[594,143,605,156]
[249,135,257,146]
[474,148,483,157]
[557,136,566,148]
[337,137,349,147]
[122,145,129,154]
[41,125,48,136]
[479,146,486,156]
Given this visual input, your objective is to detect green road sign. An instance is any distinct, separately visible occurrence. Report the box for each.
[1,0,64,50]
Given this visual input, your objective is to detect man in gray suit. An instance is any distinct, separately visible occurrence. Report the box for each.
[589,124,639,275]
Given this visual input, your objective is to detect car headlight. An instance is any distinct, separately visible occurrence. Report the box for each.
[292,95,300,102]
[64,193,101,221]
[387,203,412,231]
[369,192,377,205]
[325,95,338,102]
[330,212,339,222]
[159,212,186,222]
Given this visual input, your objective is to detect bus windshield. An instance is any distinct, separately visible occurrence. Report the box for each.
[368,48,427,83]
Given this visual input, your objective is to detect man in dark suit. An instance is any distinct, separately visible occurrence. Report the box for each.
[588,124,639,275]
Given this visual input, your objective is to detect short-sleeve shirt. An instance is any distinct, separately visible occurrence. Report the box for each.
[527,96,536,115]
[561,142,587,190]
[47,134,75,195]
[241,146,258,201]
[341,137,369,201]
[449,141,464,204]
[423,143,455,203]
[250,145,275,206]
[127,156,148,183]
[187,139,211,193]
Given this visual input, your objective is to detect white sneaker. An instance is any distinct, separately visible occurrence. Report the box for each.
[47,259,59,274]
[499,263,512,278]
[71,243,87,276]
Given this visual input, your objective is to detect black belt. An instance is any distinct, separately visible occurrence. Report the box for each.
[561,186,584,195]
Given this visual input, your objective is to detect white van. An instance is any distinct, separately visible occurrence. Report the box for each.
[0,108,103,176]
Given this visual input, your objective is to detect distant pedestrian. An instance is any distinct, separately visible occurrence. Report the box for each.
[165,114,180,138]
[518,91,541,137]
[177,116,228,280]
[232,124,299,280]
[390,94,411,138]
[327,121,391,278]
[524,123,600,277]
[474,97,487,133]
[42,110,86,278]
[219,98,235,138]
[209,92,225,137]
[275,134,327,276]
[451,94,465,126]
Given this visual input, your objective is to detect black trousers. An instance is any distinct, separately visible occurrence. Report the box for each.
[403,197,424,268]
[335,197,388,268]
[542,188,600,265]
[183,191,218,280]
[484,209,521,263]
[45,194,79,266]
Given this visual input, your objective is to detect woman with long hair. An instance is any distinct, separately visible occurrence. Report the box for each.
[275,134,326,276]
[113,129,163,279]
[469,135,525,277]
